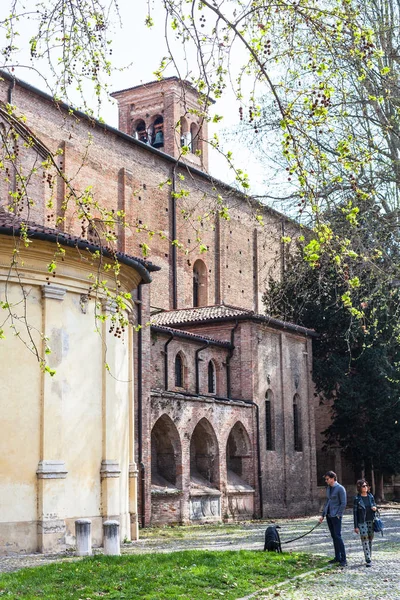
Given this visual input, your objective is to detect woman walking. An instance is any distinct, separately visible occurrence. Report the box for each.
[353,479,377,567]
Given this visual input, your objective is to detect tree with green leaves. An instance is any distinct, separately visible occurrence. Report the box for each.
[2,0,400,367]
[264,200,400,498]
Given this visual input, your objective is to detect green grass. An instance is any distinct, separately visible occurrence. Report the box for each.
[0,550,329,600]
[137,522,253,539]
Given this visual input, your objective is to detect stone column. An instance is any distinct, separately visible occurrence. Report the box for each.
[37,284,67,553]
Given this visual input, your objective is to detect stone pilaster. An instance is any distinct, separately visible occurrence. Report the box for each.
[37,284,67,553]
[128,326,139,540]
[100,300,121,522]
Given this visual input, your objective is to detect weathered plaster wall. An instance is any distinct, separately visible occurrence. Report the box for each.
[0,236,142,554]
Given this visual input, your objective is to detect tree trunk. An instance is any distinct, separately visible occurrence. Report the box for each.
[374,472,385,503]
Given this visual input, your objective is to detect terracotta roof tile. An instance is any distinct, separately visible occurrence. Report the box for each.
[151,304,252,326]
[151,304,317,337]
[151,324,232,347]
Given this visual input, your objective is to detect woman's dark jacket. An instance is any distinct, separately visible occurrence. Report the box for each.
[353,492,376,528]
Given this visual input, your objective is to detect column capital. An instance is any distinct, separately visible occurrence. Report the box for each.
[37,460,68,479]
[42,285,67,301]
[100,459,121,479]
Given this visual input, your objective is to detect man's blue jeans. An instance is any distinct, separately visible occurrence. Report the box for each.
[326,515,346,563]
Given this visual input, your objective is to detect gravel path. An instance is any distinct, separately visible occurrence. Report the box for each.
[0,509,398,599]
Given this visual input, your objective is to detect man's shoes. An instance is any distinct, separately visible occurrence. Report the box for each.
[366,562,372,567]
[339,561,347,567]
[328,559,339,564]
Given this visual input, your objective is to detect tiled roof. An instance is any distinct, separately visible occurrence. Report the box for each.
[0,208,160,281]
[151,324,232,347]
[151,304,317,337]
[151,304,252,326]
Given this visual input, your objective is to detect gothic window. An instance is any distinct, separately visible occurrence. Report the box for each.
[208,360,216,394]
[175,352,184,388]
[293,393,303,452]
[193,259,208,307]
[265,389,274,451]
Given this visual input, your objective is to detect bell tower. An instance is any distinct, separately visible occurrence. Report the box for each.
[111,77,210,172]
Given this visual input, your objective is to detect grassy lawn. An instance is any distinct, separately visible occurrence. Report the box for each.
[0,550,329,600]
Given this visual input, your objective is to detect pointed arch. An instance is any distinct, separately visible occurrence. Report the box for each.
[190,418,219,486]
[293,393,303,452]
[226,421,252,486]
[151,414,182,488]
[193,259,208,307]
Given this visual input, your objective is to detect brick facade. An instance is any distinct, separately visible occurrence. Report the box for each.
[0,72,321,533]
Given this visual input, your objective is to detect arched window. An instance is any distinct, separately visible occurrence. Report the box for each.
[265,389,274,451]
[208,360,216,394]
[293,394,302,452]
[175,353,184,388]
[193,259,208,307]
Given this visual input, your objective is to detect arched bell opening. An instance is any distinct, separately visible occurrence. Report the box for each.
[132,118,148,143]
[190,418,219,488]
[180,116,191,148]
[190,122,199,154]
[151,115,164,148]
[151,414,182,489]
[226,421,253,488]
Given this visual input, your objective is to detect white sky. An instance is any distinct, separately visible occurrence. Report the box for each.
[0,0,267,193]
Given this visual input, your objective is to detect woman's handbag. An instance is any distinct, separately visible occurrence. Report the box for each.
[373,510,384,535]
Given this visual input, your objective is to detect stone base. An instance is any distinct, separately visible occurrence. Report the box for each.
[225,492,254,520]
[151,492,183,525]
[37,519,66,554]
[190,494,221,522]
[0,521,38,555]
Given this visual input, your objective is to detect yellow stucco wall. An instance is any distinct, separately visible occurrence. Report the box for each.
[0,236,141,554]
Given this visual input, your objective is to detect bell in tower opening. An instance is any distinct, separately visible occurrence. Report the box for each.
[152,116,164,148]
[111,77,210,171]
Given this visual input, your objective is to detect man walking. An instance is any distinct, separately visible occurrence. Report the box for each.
[319,470,347,566]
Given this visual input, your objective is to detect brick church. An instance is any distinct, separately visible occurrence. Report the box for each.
[0,71,323,554]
